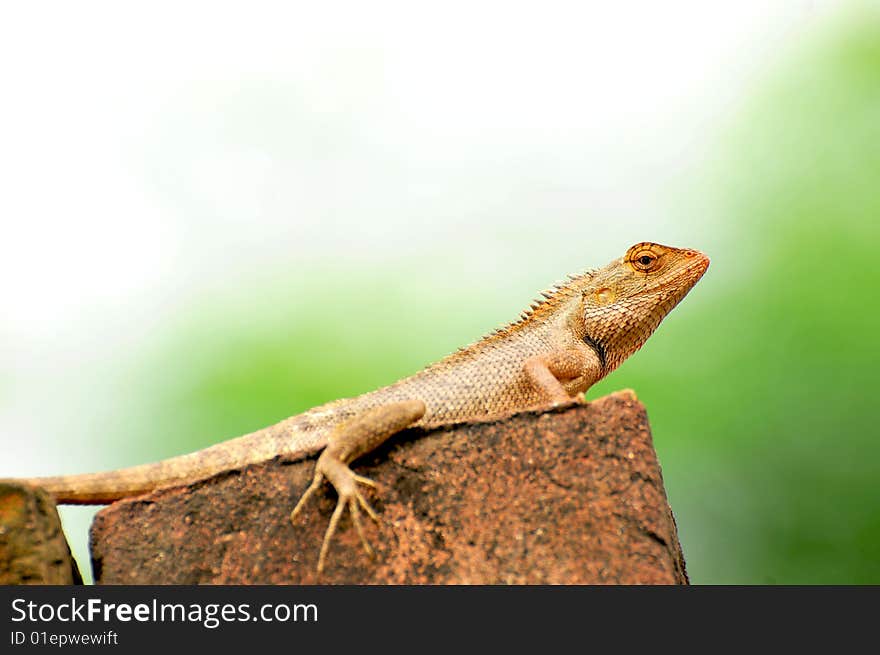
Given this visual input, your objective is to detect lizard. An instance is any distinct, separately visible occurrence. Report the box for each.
[11,241,709,572]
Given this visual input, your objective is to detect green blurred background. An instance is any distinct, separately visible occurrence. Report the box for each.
[3,4,878,583]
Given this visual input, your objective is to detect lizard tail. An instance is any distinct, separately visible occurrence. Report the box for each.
[13,416,327,505]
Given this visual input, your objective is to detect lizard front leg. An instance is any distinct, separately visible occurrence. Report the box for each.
[290,399,426,573]
[524,348,602,405]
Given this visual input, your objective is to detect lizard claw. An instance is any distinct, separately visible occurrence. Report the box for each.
[352,473,378,489]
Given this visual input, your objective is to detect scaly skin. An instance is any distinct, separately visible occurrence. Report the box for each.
[11,242,708,569]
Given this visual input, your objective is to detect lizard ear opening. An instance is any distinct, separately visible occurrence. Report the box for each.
[588,286,616,306]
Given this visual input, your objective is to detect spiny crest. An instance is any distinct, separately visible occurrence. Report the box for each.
[439,267,596,362]
[486,267,598,338]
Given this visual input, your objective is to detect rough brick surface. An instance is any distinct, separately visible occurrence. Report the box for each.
[90,391,687,584]
[0,483,82,585]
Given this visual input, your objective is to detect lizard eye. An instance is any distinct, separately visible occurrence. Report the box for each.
[631,249,659,272]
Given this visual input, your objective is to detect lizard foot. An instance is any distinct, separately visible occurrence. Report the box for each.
[290,453,381,573]
[546,393,585,409]
[320,471,382,573]
[289,399,426,573]
[547,394,574,408]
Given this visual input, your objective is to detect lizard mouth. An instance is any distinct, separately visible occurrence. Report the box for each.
[691,251,711,275]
